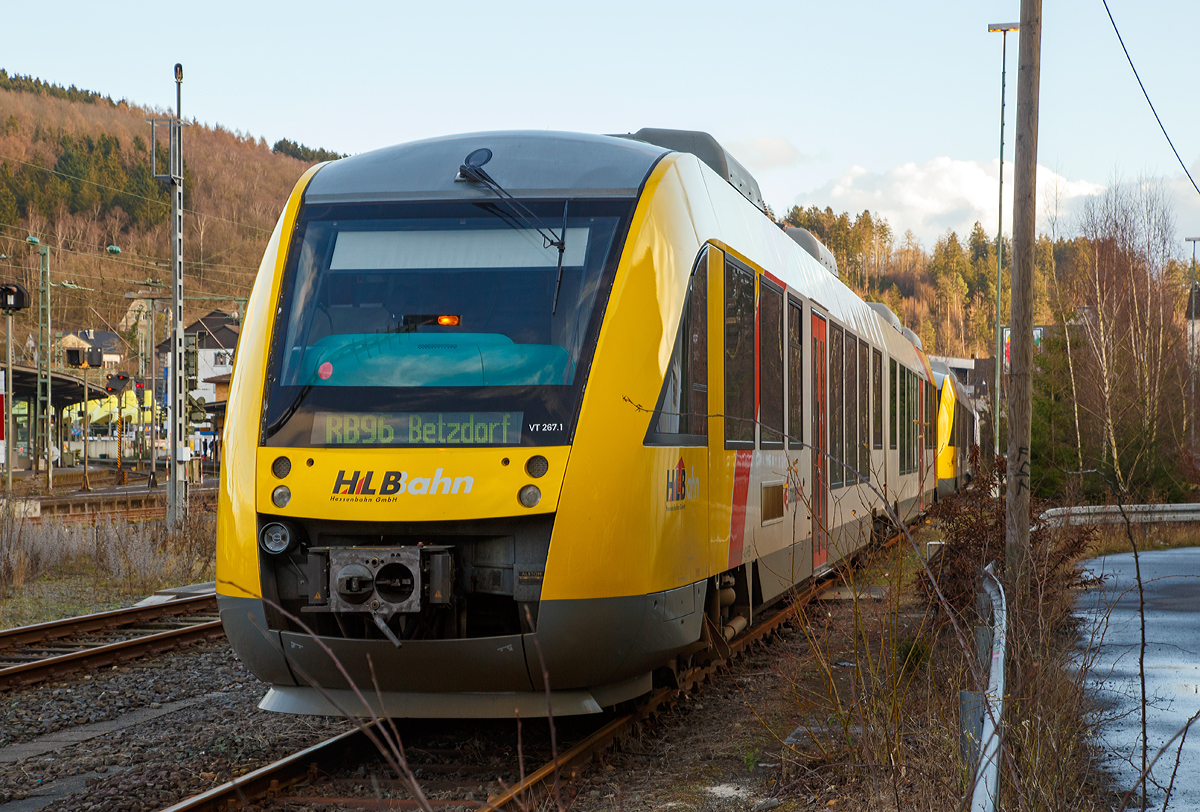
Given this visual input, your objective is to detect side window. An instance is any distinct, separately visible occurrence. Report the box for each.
[889,358,898,450]
[787,298,803,448]
[845,333,858,482]
[926,380,936,449]
[830,325,844,487]
[858,338,869,481]
[759,282,784,448]
[646,248,708,445]
[899,366,909,472]
[724,257,756,448]
[872,349,883,449]
[689,256,709,436]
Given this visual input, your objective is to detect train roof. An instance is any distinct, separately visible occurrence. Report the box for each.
[304,131,669,205]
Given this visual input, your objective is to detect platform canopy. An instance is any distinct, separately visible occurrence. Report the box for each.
[3,363,104,410]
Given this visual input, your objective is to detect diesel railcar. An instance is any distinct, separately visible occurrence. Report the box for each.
[930,359,976,497]
[217,128,950,718]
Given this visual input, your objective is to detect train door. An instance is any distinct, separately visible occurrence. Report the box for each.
[811,311,828,569]
[918,379,925,512]
[643,246,712,587]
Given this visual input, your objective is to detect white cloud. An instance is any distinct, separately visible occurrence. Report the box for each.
[725,136,809,171]
[791,157,1104,246]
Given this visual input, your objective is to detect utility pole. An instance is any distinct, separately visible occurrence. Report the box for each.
[28,238,52,492]
[149,64,188,525]
[1006,0,1042,605]
[1187,237,1199,449]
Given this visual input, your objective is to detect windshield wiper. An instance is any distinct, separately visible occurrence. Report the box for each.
[265,382,314,439]
[457,149,570,315]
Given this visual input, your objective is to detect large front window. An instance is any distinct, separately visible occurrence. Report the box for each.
[262,199,634,448]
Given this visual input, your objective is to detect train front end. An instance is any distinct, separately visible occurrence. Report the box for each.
[216,132,692,717]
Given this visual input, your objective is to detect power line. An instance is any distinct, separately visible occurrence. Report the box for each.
[0,153,274,234]
[0,220,265,274]
[0,227,254,289]
[1102,0,1200,199]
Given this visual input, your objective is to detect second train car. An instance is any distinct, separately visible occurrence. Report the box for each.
[217,128,961,717]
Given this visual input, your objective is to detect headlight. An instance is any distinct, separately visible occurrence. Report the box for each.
[259,522,293,555]
[518,484,541,508]
[272,485,291,508]
[525,455,549,478]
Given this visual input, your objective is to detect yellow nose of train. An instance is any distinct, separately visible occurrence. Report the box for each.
[216,129,951,719]
[257,446,567,521]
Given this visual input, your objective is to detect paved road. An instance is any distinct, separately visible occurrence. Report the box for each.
[1078,548,1200,811]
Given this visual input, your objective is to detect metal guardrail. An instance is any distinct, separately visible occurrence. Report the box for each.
[1040,503,1200,526]
[960,562,1008,812]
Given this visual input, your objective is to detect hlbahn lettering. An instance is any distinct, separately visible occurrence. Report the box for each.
[666,457,699,504]
[331,468,474,500]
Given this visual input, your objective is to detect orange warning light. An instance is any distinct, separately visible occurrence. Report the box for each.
[437,315,461,326]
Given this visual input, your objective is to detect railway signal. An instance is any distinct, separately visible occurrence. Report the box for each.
[106,373,130,485]
[0,282,29,496]
[104,372,130,394]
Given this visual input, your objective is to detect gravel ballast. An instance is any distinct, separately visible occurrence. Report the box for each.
[0,639,352,811]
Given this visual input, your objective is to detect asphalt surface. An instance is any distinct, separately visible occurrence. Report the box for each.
[1078,548,1200,811]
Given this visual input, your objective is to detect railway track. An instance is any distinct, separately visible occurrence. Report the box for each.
[0,594,224,690]
[158,535,903,812]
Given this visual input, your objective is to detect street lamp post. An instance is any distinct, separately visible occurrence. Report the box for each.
[1188,237,1200,447]
[989,21,1019,463]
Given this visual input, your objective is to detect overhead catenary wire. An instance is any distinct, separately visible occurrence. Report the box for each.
[0,153,275,234]
[1102,0,1200,199]
[0,230,253,295]
[0,220,264,276]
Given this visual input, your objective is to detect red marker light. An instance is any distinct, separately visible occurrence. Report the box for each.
[318,362,333,380]
[437,315,460,326]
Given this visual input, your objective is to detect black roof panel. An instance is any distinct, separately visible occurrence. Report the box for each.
[304,131,668,204]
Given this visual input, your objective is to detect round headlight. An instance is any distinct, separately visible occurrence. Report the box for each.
[518,484,541,508]
[272,456,292,479]
[525,455,549,478]
[259,522,292,555]
[272,485,291,508]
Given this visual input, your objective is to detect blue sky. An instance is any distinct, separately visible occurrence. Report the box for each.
[4,0,1199,249]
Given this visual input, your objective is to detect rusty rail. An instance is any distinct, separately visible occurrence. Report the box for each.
[0,595,223,691]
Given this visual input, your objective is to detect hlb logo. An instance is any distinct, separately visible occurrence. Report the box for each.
[666,457,699,504]
[331,468,474,501]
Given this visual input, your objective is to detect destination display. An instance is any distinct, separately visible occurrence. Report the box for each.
[312,411,523,446]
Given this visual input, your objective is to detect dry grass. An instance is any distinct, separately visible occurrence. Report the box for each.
[775,462,1112,811]
[0,502,215,629]
[1086,522,1200,559]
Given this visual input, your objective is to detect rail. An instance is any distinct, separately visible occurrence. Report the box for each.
[0,594,223,690]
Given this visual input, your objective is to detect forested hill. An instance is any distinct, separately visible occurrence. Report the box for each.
[0,70,338,346]
[0,70,1055,361]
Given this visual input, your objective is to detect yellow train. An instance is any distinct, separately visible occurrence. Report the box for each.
[931,359,976,497]
[217,128,965,717]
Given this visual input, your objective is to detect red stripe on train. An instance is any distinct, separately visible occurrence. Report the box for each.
[727,450,754,568]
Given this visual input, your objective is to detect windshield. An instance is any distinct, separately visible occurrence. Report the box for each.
[262,198,634,448]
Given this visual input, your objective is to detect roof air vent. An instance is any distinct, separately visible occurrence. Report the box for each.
[616,128,765,213]
[867,302,903,332]
[785,227,839,278]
